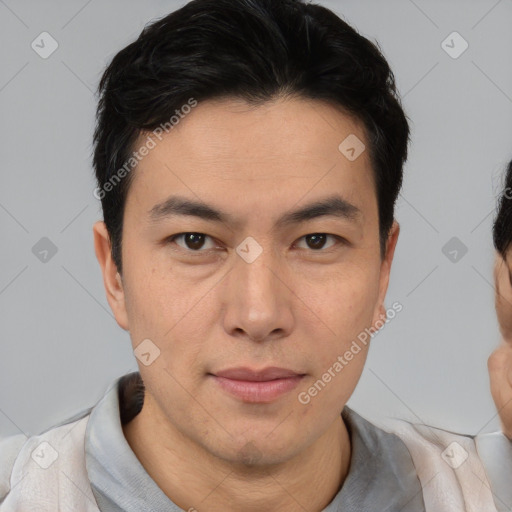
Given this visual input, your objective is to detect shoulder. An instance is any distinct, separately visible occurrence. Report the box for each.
[475,430,512,510]
[367,412,482,469]
[367,412,506,511]
[0,434,28,501]
[0,409,98,511]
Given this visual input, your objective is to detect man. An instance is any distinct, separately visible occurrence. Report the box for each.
[0,0,510,510]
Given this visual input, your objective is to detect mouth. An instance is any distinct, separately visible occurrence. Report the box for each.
[209,366,306,403]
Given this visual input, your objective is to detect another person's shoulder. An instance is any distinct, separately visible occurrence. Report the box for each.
[367,410,512,511]
[0,433,28,501]
[0,406,95,510]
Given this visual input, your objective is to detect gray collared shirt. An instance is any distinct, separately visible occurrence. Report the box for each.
[81,372,426,511]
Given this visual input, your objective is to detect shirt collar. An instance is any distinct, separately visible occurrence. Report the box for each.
[85,371,424,512]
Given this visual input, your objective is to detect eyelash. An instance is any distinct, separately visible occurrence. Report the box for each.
[165,232,347,254]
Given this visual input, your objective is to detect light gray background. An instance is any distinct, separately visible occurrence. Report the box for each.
[1,0,511,440]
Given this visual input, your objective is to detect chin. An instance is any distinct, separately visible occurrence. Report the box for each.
[209,433,302,468]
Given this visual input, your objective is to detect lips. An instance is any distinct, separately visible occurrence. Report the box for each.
[214,366,303,381]
[210,366,305,403]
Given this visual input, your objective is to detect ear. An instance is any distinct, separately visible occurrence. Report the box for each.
[371,220,400,328]
[93,220,129,331]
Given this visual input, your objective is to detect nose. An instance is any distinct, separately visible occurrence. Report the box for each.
[221,246,295,343]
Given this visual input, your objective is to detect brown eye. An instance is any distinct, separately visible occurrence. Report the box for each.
[306,234,328,250]
[168,233,216,251]
[296,233,342,251]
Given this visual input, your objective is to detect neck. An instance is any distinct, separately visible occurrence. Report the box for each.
[123,396,351,512]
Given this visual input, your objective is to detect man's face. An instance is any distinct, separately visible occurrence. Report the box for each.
[98,96,398,465]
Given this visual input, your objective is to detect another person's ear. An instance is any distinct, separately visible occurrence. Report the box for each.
[93,220,130,331]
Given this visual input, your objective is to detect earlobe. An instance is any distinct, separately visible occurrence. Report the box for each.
[93,221,129,331]
[369,304,388,336]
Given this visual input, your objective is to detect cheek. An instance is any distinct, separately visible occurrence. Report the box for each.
[291,269,377,392]
[123,261,216,371]
[123,242,183,321]
[309,266,379,335]
[122,265,159,334]
[121,259,180,363]
[494,267,512,338]
[496,293,512,338]
[295,338,370,423]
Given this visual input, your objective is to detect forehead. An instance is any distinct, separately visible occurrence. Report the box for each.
[126,96,377,224]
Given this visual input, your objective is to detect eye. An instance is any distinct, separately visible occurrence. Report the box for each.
[167,232,218,252]
[295,233,344,251]
[165,232,346,254]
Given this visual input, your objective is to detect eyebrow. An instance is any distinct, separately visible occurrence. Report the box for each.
[148,194,363,229]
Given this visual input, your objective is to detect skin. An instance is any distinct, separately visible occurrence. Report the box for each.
[489,249,512,440]
[93,96,399,512]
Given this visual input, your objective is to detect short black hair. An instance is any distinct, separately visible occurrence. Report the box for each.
[92,0,410,274]
[493,160,512,257]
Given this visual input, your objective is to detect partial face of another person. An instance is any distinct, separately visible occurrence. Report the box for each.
[494,248,512,340]
[489,189,512,440]
[95,96,399,466]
